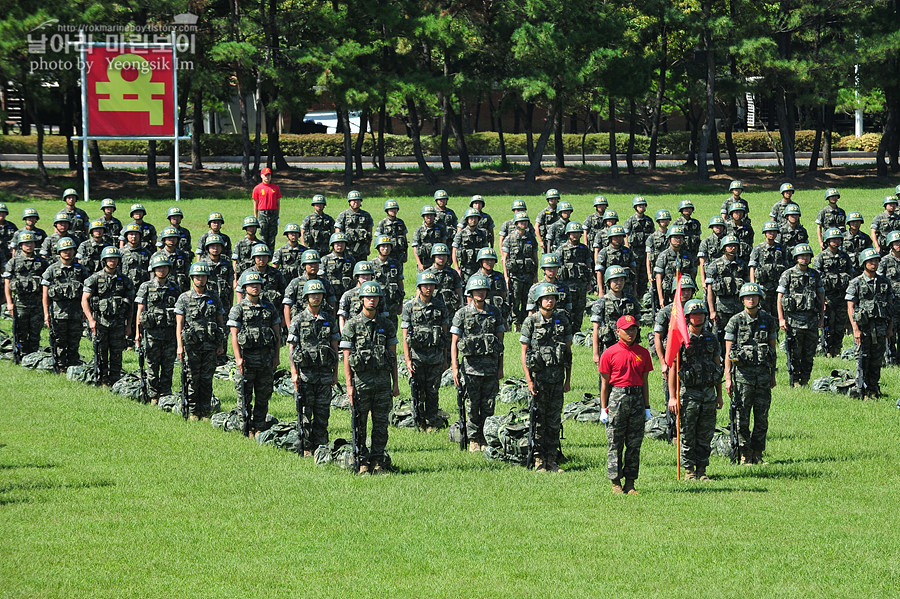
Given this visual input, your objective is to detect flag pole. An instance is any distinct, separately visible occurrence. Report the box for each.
[675,348,682,480]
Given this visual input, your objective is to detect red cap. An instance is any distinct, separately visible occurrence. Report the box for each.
[616,314,638,329]
[260,167,272,175]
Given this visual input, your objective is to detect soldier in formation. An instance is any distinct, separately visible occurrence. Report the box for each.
[749,221,789,317]
[847,249,895,399]
[134,254,181,401]
[502,213,539,332]
[4,232,47,356]
[196,212,232,260]
[321,232,356,302]
[82,247,133,387]
[335,190,374,262]
[412,205,448,272]
[272,223,307,283]
[776,244,824,387]
[375,199,409,264]
[815,188,845,250]
[42,237,87,369]
[812,228,854,357]
[300,195,335,256]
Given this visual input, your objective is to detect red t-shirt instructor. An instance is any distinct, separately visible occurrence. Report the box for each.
[598,314,654,495]
[252,167,281,253]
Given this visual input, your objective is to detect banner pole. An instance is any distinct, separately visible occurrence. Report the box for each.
[675,349,682,480]
[79,31,89,202]
[171,32,181,202]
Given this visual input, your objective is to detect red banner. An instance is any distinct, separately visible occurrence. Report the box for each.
[86,46,175,136]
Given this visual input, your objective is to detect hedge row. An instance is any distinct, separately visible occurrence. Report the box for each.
[0,130,876,157]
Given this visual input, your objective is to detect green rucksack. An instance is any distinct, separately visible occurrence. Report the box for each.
[497,378,530,404]
[441,368,454,387]
[0,329,13,360]
[110,371,145,400]
[563,393,605,422]
[811,369,858,396]
[273,369,294,397]
[256,421,299,451]
[21,348,56,371]
[840,346,858,361]
[644,410,669,441]
[710,427,735,458]
[66,363,98,385]
[331,384,350,410]
[483,408,531,465]
[389,398,449,428]
[214,360,236,380]
[572,330,591,348]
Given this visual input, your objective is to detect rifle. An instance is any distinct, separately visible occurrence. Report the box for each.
[728,366,739,464]
[136,336,148,403]
[409,371,421,431]
[92,332,101,386]
[526,386,537,470]
[180,352,190,420]
[856,341,868,398]
[784,325,796,386]
[47,316,60,375]
[819,303,832,355]
[349,386,360,473]
[240,372,250,436]
[294,378,306,455]
[10,307,22,365]
[456,374,469,451]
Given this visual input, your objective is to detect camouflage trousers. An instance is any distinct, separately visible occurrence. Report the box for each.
[49,316,82,368]
[183,345,215,416]
[508,276,532,328]
[605,385,645,481]
[532,377,564,461]
[786,326,817,384]
[13,303,42,355]
[297,374,333,449]
[143,328,176,397]
[257,209,279,253]
[731,378,772,453]
[713,311,738,360]
[886,315,900,365]
[94,321,127,385]
[235,350,275,429]
[411,360,443,427]
[464,373,499,442]
[857,322,889,396]
[459,263,479,282]
[351,379,392,463]
[568,286,588,333]
[823,294,849,356]
[633,252,648,300]
[678,387,717,468]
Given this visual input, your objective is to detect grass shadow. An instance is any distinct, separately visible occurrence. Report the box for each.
[666,485,769,494]
[0,462,56,470]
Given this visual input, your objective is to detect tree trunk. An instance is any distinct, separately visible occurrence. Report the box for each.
[823,103,835,168]
[609,97,618,180]
[339,107,353,186]
[553,107,564,168]
[809,106,823,172]
[63,85,76,170]
[89,140,104,172]
[774,91,797,179]
[626,99,636,175]
[697,16,715,182]
[445,97,471,170]
[439,102,452,173]
[525,103,556,184]
[490,95,508,169]
[354,107,369,177]
[711,124,723,173]
[251,76,263,177]
[525,102,535,162]
[237,84,251,185]
[404,97,438,185]
[191,87,203,169]
[25,100,49,185]
[376,104,387,171]
[648,20,667,170]
[148,140,158,187]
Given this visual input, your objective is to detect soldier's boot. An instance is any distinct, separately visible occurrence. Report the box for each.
[545,459,562,473]
[468,440,481,453]
[739,448,753,465]
[358,462,370,475]
[533,457,547,472]
[372,461,387,475]
[150,398,159,406]
[684,466,696,481]
[611,479,624,494]
[753,450,769,465]
[623,478,639,495]
[188,413,200,422]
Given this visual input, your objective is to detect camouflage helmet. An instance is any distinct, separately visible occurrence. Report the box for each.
[825,188,840,200]
[189,262,211,277]
[242,216,260,229]
[100,246,121,260]
[784,204,801,217]
[557,201,574,213]
[239,271,264,288]
[207,211,224,224]
[469,195,486,207]
[708,216,726,228]
[124,223,142,236]
[593,195,608,208]
[383,199,400,212]
[738,282,762,298]
[62,187,79,200]
[477,247,498,262]
[205,234,224,247]
[421,205,437,216]
[729,180,743,191]
[430,243,450,257]
[859,248,880,264]
[780,182,795,194]
[545,188,561,200]
[159,226,180,240]
[375,234,393,247]
[602,209,619,221]
[883,195,898,206]
[667,224,686,238]
[673,275,697,291]
[251,243,272,258]
[632,195,647,207]
[607,224,626,238]
[17,231,36,244]
[540,253,561,269]
[149,254,172,270]
[514,212,531,224]
[792,243,814,258]
[282,222,301,235]
[655,208,672,222]
[129,203,146,216]
[21,206,39,221]
[824,227,843,242]
[53,211,71,225]
[433,189,449,201]
[56,237,77,252]
[329,232,347,245]
[678,199,694,211]
[533,282,559,301]
[301,249,321,264]
[603,265,628,283]
[302,279,327,297]
[729,201,748,214]
[166,206,184,219]
[347,190,363,202]
[846,211,863,223]
[762,220,780,233]
[465,274,491,293]
[719,234,740,250]
[416,272,438,287]
[100,198,116,210]
[565,221,583,235]
[463,208,482,220]
[0,202,7,214]
[311,194,327,205]
[89,219,106,232]
[684,299,708,316]
[358,280,384,297]
[511,199,527,211]
[888,230,900,245]
[353,261,375,277]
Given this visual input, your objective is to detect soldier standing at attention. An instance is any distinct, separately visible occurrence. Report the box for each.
[120,224,152,293]
[452,208,488,281]
[0,203,16,271]
[338,261,375,332]
[770,183,797,227]
[371,235,406,329]
[536,188,561,253]
[153,227,192,294]
[521,283,573,472]
[401,272,451,431]
[163,207,192,254]
[842,212,872,276]
[776,244,824,387]
[76,220,111,275]
[196,212,232,260]
[451,274,506,452]
[201,234,235,317]
[673,200,702,256]
[668,300,722,481]
[876,231,900,364]
[11,208,47,256]
[288,279,340,453]
[698,216,727,284]
[341,281,400,474]
[232,216,262,282]
[501,213,539,332]
[432,189,458,232]
[424,244,463,317]
[284,249,337,325]
[475,247,508,323]
[847,249,895,399]
[236,245,287,318]
[41,237,87,369]
[653,277,698,407]
[815,188,846,250]
[557,221,593,333]
[724,282,778,465]
[592,209,620,253]
[134,255,181,402]
[720,180,745,217]
[300,195,335,257]
[527,254,573,316]
[175,262,225,420]
[375,199,409,264]
[595,224,637,297]
[321,232,356,302]
[462,195,496,247]
[726,201,755,263]
[97,199,123,246]
[544,201,574,253]
[41,212,81,264]
[705,235,750,353]
[272,223,307,283]
[645,209,672,309]
[592,265,641,356]
[749,221,790,317]
[120,204,156,250]
[777,204,808,255]
[812,228,854,357]
[582,195,609,249]
[412,205,448,272]
[654,225,697,307]
[871,195,900,256]
[60,188,90,239]
[599,314,653,495]
[335,190,374,262]
[252,167,281,252]
[229,271,281,437]
[497,199,528,250]
[82,247,133,387]
[624,196,654,299]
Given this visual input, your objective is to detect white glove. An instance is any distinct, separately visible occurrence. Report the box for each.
[600,408,609,424]
[645,408,652,421]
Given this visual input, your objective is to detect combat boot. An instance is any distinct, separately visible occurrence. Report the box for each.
[696,466,711,481]
[623,479,639,495]
[533,457,546,472]
[740,448,753,465]
[545,459,562,473]
[753,450,769,465]
[468,440,481,453]
[611,479,624,494]
[188,413,200,422]
[372,461,387,475]
[358,463,370,474]
[684,466,696,481]
[150,398,159,406]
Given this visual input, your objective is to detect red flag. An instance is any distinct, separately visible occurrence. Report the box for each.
[664,272,690,366]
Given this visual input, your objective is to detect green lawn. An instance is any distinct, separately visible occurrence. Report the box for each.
[2,188,900,598]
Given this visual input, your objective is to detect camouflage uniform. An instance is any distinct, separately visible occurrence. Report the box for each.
[434,206,458,232]
[604,384,649,483]
[0,218,16,270]
[119,222,156,250]
[335,208,374,262]
[120,244,152,290]
[462,210,495,247]
[196,231,232,260]
[76,238,110,274]
[228,295,280,430]
[272,243,306,283]
[424,263,463,316]
[175,288,225,416]
[645,227,670,308]
[705,254,750,341]
[526,279,573,315]
[698,232,725,266]
[481,268,509,322]
[202,256,235,314]
[777,264,823,385]
[135,276,180,397]
[288,305,340,448]
[777,222,809,255]
[769,200,797,227]
[284,274,337,321]
[876,250,900,364]
[816,205,846,240]
[375,216,409,264]
[232,236,261,279]
[725,220,754,262]
[811,248,853,356]
[847,265,894,396]
[151,247,191,294]
[842,229,872,277]
[401,295,451,427]
[654,247,698,305]
[84,267,134,385]
[557,238,593,332]
[3,251,47,353]
[41,231,82,264]
[673,215,701,255]
[535,207,559,252]
[41,258,87,367]
[624,212,654,298]
[321,250,356,304]
[749,240,789,316]
[372,254,405,325]
[99,217,123,246]
[301,212,336,256]
[503,228,539,328]
[871,209,900,256]
[544,218,571,254]
[244,265,287,312]
[412,223,448,271]
[582,210,607,246]
[11,227,47,252]
[677,328,722,470]
[591,291,641,350]
[452,225,488,281]
[595,241,637,297]
[61,207,90,239]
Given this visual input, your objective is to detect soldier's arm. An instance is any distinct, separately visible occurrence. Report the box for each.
[723,339,733,395]
[134,302,145,341]
[81,290,96,333]
[496,330,505,379]
[451,247,461,273]
[599,371,611,409]
[592,321,602,365]
[230,326,243,371]
[776,292,786,328]
[175,313,185,359]
[450,332,461,386]
[401,327,413,374]
[870,228,880,253]
[4,277,12,313]
[749,265,756,283]
[816,224,824,249]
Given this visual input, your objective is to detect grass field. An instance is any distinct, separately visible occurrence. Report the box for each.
[2,188,900,598]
